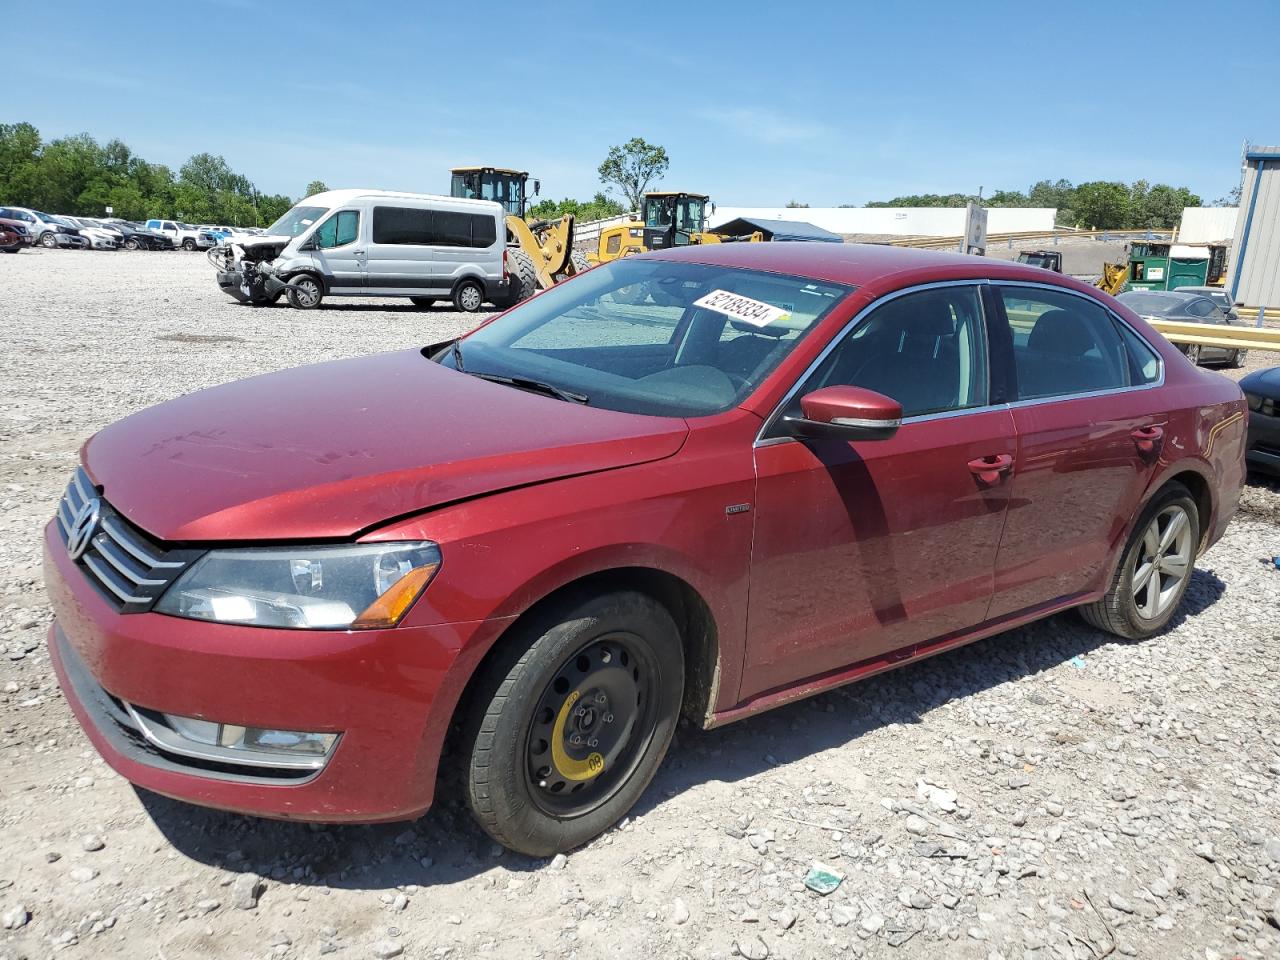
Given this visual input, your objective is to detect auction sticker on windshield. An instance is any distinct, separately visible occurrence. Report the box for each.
[693,290,791,328]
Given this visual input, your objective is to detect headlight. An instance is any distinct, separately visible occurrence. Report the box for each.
[1244,391,1263,412]
[155,542,440,629]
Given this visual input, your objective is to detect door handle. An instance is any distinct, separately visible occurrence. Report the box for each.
[967,453,1014,486]
[1131,425,1164,456]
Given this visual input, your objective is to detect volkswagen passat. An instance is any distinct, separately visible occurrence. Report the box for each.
[44,244,1246,855]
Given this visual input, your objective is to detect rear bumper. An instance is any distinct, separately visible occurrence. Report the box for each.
[43,521,491,822]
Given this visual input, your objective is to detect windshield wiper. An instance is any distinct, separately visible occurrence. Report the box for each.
[450,339,466,372]
[468,372,589,404]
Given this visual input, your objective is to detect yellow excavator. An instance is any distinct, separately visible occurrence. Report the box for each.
[588,191,764,265]
[449,166,589,305]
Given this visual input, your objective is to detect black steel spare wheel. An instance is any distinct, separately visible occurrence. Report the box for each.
[525,633,657,817]
[463,590,684,856]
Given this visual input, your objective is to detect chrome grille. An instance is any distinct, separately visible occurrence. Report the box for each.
[54,467,201,612]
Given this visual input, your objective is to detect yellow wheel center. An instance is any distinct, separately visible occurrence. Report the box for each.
[550,690,605,781]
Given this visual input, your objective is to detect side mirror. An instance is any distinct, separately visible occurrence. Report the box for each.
[534,179,541,196]
[782,385,903,441]
[299,236,317,251]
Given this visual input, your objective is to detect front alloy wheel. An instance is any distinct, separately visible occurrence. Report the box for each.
[1184,343,1202,365]
[40,232,58,248]
[464,591,683,856]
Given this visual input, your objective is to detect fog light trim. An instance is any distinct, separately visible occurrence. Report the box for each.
[124,704,338,772]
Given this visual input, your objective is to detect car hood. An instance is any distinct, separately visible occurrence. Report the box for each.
[1242,366,1280,395]
[82,350,689,542]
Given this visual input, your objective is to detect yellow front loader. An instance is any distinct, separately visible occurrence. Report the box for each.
[588,191,763,266]
[449,166,589,305]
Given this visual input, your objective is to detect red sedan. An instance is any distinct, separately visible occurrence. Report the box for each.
[44,244,1246,855]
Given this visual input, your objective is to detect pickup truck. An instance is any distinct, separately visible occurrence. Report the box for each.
[145,219,213,251]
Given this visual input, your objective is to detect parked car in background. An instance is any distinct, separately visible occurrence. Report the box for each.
[45,244,1246,856]
[58,217,118,250]
[103,220,175,250]
[0,222,23,253]
[144,219,207,251]
[0,206,85,248]
[1240,366,1280,476]
[1116,289,1246,368]
[0,216,33,251]
[1176,285,1242,323]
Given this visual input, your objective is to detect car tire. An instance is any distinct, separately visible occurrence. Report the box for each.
[409,297,436,309]
[1079,482,1199,640]
[124,237,139,251]
[1230,349,1247,368]
[285,274,324,309]
[1183,343,1202,365]
[182,238,196,251]
[453,279,484,313]
[39,232,58,249]
[463,589,684,857]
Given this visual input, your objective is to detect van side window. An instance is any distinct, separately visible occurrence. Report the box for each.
[435,211,471,247]
[314,211,359,249]
[373,207,432,245]
[372,206,497,248]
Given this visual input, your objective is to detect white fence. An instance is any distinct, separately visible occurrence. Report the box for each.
[709,206,1057,237]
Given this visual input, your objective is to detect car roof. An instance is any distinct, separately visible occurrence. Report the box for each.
[643,241,1095,291]
[302,188,503,213]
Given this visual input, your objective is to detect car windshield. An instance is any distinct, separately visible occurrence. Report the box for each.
[264,205,328,238]
[441,258,853,417]
[1118,292,1182,315]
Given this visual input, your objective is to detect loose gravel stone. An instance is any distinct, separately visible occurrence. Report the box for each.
[230,874,263,910]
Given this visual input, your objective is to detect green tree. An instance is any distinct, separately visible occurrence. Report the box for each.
[1072,181,1130,229]
[598,137,668,211]
[529,192,627,223]
[305,180,329,197]
[865,193,974,208]
[256,193,295,226]
[786,200,810,208]
[984,189,1029,207]
[1131,184,1201,229]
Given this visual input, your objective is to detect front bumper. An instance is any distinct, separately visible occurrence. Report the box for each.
[1245,409,1280,476]
[87,238,117,250]
[43,520,483,822]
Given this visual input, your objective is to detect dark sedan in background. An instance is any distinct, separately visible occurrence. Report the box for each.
[0,217,33,252]
[1116,290,1247,368]
[1241,367,1280,476]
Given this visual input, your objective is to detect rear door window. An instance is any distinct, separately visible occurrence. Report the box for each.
[999,287,1133,399]
[373,206,433,245]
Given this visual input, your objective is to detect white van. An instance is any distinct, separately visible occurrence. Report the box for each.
[214,189,510,312]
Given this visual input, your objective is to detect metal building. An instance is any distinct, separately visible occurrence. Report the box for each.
[1230,145,1280,309]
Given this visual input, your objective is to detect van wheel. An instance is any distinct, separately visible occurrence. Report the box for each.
[182,238,196,251]
[454,280,484,313]
[463,590,684,856]
[410,297,436,309]
[286,275,324,309]
[1079,482,1198,640]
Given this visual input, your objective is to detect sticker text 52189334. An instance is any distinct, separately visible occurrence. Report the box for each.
[693,289,791,328]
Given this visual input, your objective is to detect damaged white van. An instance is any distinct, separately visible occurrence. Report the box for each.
[211,189,511,312]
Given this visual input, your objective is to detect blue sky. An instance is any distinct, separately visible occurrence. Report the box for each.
[8,0,1279,206]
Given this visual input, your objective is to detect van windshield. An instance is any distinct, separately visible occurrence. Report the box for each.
[264,205,327,238]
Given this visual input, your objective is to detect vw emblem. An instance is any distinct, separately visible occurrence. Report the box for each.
[66,498,101,561]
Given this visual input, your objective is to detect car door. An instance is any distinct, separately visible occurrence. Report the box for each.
[307,209,365,293]
[740,282,1016,702]
[986,283,1166,620]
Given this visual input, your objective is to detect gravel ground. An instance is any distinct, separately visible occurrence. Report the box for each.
[2,249,1279,960]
